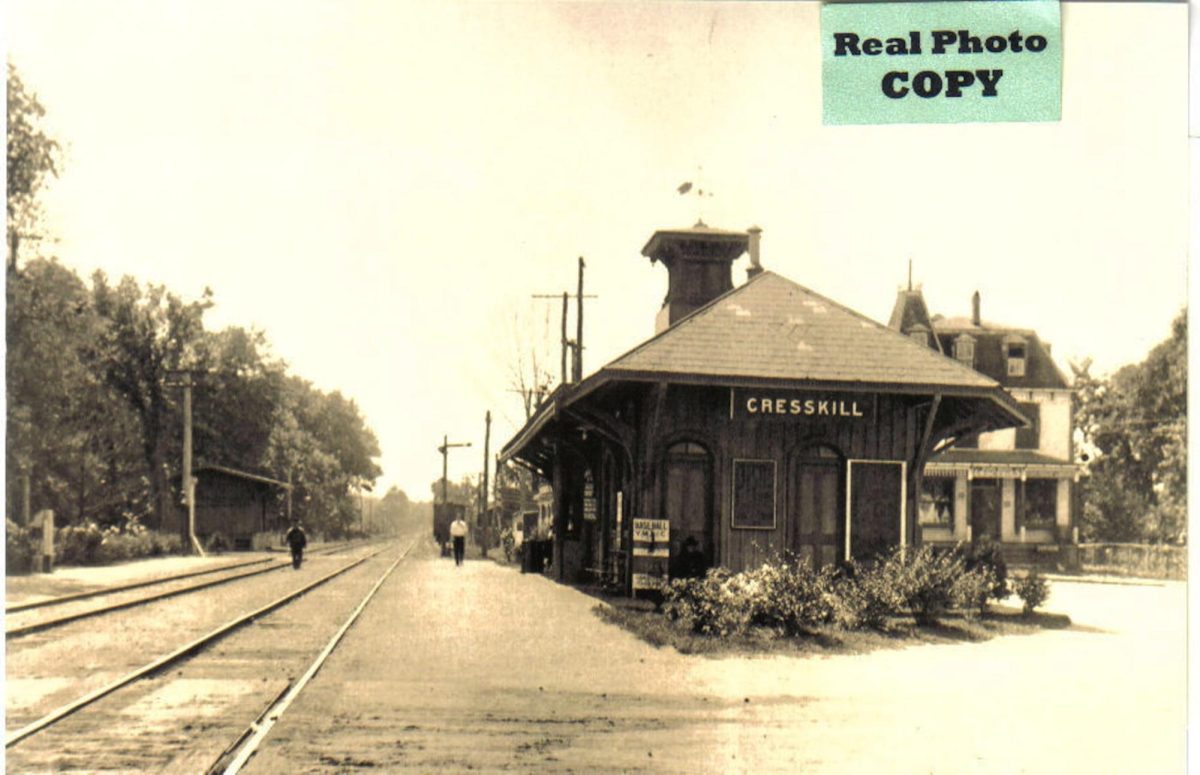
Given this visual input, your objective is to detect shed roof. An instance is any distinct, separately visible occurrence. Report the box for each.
[193,464,291,489]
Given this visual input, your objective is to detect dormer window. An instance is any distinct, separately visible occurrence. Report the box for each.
[907,324,931,348]
[954,334,975,366]
[1006,337,1027,377]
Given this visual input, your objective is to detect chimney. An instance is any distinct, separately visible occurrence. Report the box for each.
[746,226,763,279]
[642,222,749,333]
[971,291,981,326]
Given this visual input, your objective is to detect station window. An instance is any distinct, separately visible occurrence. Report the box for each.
[954,335,975,367]
[919,477,955,525]
[1019,479,1057,529]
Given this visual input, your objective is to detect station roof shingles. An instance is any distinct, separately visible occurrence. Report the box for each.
[604,271,1000,390]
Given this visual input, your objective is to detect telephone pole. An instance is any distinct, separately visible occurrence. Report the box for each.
[574,257,585,382]
[479,410,491,558]
[532,257,596,386]
[438,435,472,505]
[165,369,205,556]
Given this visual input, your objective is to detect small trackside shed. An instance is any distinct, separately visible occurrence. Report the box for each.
[167,465,290,548]
[500,224,1027,593]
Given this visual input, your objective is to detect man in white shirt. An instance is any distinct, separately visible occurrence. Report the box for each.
[450,515,468,566]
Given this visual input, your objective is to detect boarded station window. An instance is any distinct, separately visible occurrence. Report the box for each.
[732,459,776,530]
[849,461,903,561]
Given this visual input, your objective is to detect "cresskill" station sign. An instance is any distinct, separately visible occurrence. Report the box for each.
[731,389,872,421]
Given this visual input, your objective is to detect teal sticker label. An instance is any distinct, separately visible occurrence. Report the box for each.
[822,0,1061,125]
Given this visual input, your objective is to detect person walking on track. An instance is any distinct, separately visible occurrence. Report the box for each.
[286,522,307,569]
[450,514,468,566]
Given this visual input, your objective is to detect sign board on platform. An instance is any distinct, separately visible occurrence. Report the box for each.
[632,573,667,591]
[632,518,670,543]
[631,517,671,591]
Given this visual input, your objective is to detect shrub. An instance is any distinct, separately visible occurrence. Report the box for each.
[55,522,105,565]
[746,560,839,635]
[663,568,755,637]
[664,545,990,636]
[829,565,903,630]
[53,520,180,566]
[6,519,39,574]
[895,545,966,625]
[964,537,1009,601]
[1013,572,1050,615]
[950,566,997,619]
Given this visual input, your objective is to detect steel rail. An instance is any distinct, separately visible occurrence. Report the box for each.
[7,559,291,640]
[5,540,356,615]
[4,543,393,749]
[6,542,367,639]
[213,540,416,774]
[5,556,275,614]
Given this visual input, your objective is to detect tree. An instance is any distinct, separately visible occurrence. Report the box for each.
[6,258,145,525]
[90,273,212,531]
[373,486,420,535]
[7,64,60,272]
[503,309,556,423]
[263,377,382,538]
[431,474,479,512]
[193,325,284,471]
[1073,309,1187,542]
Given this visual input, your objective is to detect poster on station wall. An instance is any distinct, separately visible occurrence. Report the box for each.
[631,518,670,590]
[583,471,597,521]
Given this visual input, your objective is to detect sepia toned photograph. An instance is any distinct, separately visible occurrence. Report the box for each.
[4,1,1189,772]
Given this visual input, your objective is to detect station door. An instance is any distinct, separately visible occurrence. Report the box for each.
[789,447,842,570]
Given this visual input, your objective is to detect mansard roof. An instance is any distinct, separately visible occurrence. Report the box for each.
[932,317,1069,390]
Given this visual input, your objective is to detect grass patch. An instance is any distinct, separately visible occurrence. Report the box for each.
[594,602,1070,658]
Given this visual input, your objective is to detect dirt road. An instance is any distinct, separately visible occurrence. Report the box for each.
[244,543,1187,774]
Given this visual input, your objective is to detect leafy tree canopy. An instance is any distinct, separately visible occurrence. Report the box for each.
[7,63,60,270]
[1073,308,1186,542]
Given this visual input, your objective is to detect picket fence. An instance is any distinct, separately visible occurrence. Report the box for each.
[1077,543,1187,580]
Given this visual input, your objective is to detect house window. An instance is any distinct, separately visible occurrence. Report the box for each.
[1019,479,1057,529]
[732,459,776,529]
[1015,401,1040,450]
[919,477,955,526]
[954,335,975,366]
[1007,341,1027,377]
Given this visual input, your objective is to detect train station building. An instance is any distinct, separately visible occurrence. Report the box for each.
[500,224,1047,592]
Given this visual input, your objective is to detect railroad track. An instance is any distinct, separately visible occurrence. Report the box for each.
[5,541,364,639]
[5,539,415,768]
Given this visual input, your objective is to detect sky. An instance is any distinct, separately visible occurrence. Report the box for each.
[6,1,1189,499]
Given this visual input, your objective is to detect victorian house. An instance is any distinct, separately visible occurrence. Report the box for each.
[890,286,1080,569]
